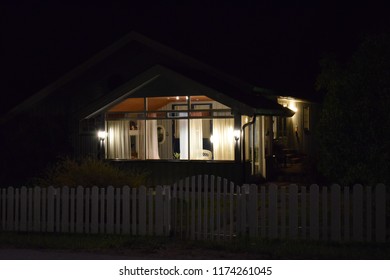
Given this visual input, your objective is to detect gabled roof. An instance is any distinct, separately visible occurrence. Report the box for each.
[81,65,292,118]
[3,31,293,122]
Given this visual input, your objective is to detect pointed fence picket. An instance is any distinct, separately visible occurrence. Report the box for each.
[0,178,388,243]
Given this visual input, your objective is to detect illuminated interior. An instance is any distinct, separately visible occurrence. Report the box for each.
[104,95,236,161]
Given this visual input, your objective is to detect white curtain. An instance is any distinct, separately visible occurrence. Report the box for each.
[179,117,203,160]
[179,117,188,159]
[139,120,160,159]
[213,118,234,160]
[107,120,130,159]
[190,119,203,159]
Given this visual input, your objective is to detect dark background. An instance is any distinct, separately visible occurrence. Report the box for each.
[1,1,389,114]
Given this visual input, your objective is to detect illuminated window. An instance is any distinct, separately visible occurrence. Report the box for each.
[104,96,235,160]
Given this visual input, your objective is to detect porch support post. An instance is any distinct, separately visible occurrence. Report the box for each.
[234,113,241,163]
[267,116,273,156]
[265,116,274,179]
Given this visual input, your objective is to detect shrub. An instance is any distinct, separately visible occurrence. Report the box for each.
[33,157,150,188]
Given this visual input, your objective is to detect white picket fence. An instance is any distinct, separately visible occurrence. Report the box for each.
[170,176,388,242]
[0,175,388,242]
[0,185,171,236]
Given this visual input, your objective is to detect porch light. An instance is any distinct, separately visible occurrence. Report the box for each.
[97,130,107,140]
[234,129,240,141]
[288,101,298,112]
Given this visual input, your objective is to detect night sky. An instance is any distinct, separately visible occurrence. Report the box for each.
[2,1,389,114]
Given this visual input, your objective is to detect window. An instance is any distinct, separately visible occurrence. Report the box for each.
[104,96,235,160]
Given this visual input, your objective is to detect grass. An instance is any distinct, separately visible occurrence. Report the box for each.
[0,232,389,259]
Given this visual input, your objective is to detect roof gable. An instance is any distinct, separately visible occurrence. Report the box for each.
[4,31,293,122]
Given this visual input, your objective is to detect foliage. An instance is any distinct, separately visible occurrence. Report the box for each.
[316,34,390,185]
[0,114,72,187]
[33,157,150,188]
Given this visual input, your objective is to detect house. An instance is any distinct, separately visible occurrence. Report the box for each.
[2,32,299,186]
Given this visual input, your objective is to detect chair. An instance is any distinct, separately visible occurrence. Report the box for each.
[201,149,212,160]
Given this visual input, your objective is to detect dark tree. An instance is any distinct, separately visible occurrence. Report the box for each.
[316,34,390,185]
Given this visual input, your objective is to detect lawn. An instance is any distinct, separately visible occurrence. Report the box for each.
[0,232,389,259]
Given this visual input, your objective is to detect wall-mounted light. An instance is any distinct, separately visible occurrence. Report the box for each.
[97,130,107,140]
[234,129,240,141]
[97,130,107,160]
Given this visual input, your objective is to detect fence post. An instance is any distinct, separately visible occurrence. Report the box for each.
[353,184,364,242]
[343,186,350,242]
[69,188,75,233]
[20,187,27,232]
[115,188,121,234]
[106,186,115,234]
[47,186,55,233]
[171,183,177,236]
[216,176,221,240]
[229,181,234,240]
[155,186,163,236]
[164,186,171,236]
[85,188,90,234]
[209,176,215,240]
[366,186,372,242]
[148,187,154,236]
[185,177,190,239]
[131,187,137,235]
[197,175,202,240]
[6,187,14,231]
[375,183,386,242]
[33,186,41,232]
[260,185,266,238]
[321,186,328,240]
[76,186,84,234]
[191,176,196,240]
[40,187,46,232]
[331,184,341,242]
[91,186,99,234]
[122,186,130,234]
[61,186,69,233]
[309,184,319,240]
[138,186,146,236]
[223,178,229,240]
[203,175,209,240]
[300,186,307,239]
[14,188,20,232]
[1,188,5,231]
[289,184,298,239]
[269,184,278,239]
[177,180,184,239]
[248,184,258,238]
[240,185,247,236]
[280,186,286,239]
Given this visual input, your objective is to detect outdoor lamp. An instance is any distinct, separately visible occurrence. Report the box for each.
[234,129,240,141]
[97,130,107,140]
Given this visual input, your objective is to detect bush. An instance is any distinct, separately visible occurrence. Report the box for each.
[33,157,150,188]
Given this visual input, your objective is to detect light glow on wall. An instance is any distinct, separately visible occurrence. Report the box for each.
[288,101,298,113]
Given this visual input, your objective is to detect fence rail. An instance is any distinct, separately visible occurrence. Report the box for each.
[0,176,388,242]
